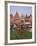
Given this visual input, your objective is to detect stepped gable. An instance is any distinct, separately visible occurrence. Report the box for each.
[13,12,21,24]
[14,12,20,21]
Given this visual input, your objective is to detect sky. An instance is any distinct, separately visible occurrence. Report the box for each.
[10,6,32,16]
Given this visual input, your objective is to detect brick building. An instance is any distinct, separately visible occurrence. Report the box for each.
[10,12,32,26]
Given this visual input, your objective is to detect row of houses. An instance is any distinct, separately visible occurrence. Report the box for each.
[10,12,32,26]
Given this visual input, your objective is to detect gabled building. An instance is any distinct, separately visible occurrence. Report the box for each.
[14,12,21,25]
[10,13,32,27]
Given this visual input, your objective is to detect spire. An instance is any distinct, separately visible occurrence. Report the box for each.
[15,11,19,17]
